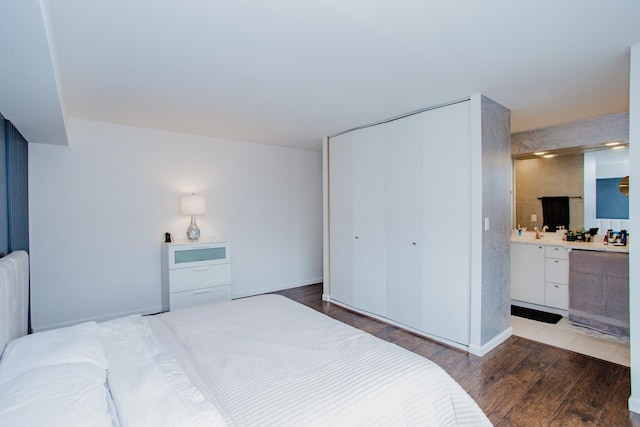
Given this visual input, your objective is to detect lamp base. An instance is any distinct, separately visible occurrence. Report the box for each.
[186,216,200,240]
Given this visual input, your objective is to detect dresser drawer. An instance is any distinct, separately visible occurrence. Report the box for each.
[170,285,231,310]
[169,264,230,293]
[168,242,230,269]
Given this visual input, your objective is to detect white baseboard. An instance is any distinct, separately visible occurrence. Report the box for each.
[468,326,513,356]
[629,395,640,414]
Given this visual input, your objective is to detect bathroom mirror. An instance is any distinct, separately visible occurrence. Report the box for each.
[620,176,629,196]
[514,147,629,231]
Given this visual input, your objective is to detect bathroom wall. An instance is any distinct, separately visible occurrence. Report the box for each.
[515,153,584,231]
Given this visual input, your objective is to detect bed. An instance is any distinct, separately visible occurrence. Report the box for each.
[0,250,491,426]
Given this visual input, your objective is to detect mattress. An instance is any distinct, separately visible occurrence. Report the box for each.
[145,294,491,426]
[1,290,491,426]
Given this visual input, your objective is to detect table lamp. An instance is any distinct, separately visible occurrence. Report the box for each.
[180,194,206,240]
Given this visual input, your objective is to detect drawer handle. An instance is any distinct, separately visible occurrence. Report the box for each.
[192,289,212,295]
[554,260,559,263]
[192,267,212,272]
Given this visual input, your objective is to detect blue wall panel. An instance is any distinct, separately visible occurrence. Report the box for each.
[596,177,629,219]
[5,121,29,253]
[0,112,7,256]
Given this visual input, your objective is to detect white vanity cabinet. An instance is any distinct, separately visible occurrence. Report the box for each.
[510,242,569,312]
[161,240,231,311]
[511,243,545,305]
[544,245,569,309]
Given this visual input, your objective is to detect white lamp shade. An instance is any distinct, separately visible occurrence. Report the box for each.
[180,194,206,215]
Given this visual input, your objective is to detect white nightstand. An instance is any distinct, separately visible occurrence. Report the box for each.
[161,239,231,311]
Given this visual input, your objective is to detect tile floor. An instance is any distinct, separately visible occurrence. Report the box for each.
[511,315,630,367]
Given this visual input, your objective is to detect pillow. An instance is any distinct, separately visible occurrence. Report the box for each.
[0,362,113,427]
[0,321,108,384]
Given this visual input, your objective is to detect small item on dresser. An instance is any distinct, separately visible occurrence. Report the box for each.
[621,230,627,246]
[603,235,608,245]
[164,232,173,243]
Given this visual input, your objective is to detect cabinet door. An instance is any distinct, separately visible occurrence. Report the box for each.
[328,132,355,306]
[351,126,386,317]
[385,114,423,329]
[511,243,545,304]
[420,101,471,345]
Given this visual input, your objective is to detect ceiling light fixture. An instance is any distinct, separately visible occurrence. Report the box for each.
[542,154,557,158]
[604,142,622,147]
[534,151,547,156]
[611,145,626,150]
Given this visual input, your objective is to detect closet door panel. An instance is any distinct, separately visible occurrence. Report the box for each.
[351,126,386,317]
[328,133,354,306]
[385,115,423,329]
[421,102,471,345]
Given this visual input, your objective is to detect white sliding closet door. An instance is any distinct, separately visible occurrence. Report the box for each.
[421,101,471,345]
[385,114,423,329]
[328,126,386,317]
[328,132,354,306]
[351,126,386,317]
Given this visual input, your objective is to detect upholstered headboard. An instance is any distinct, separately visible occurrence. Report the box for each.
[0,250,29,354]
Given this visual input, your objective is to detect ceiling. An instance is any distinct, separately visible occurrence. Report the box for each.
[2,0,640,151]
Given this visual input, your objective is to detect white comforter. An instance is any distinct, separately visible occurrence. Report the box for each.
[127,294,492,426]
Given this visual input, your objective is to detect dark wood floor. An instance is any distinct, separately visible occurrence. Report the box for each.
[273,283,640,426]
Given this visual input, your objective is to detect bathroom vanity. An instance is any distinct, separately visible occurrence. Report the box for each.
[511,236,629,325]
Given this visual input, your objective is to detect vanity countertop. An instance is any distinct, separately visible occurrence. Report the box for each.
[511,236,629,253]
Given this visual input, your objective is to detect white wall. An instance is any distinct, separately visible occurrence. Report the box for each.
[29,118,323,331]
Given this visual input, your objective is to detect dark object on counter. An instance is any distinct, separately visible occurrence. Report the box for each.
[566,231,576,241]
[588,227,599,237]
[511,305,562,324]
[620,230,627,245]
[541,196,570,232]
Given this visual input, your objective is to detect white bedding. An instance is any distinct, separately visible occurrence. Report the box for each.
[100,315,226,427]
[144,294,492,426]
[1,285,490,426]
